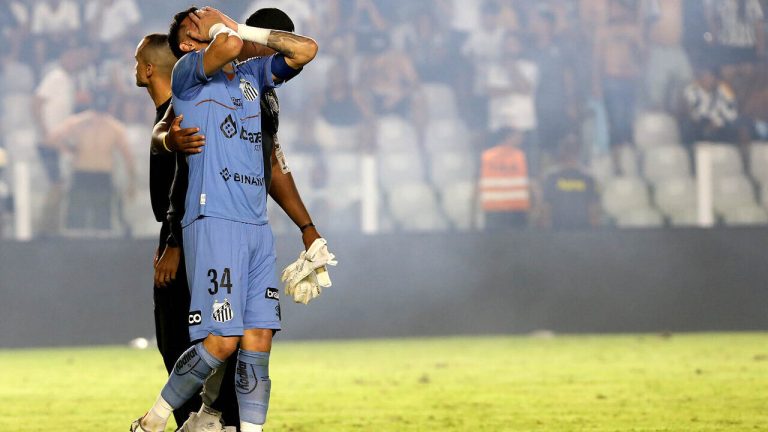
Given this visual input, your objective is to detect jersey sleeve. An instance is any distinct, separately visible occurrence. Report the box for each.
[171,50,211,100]
[238,55,282,93]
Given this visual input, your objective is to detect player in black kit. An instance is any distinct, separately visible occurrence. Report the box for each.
[134,33,203,427]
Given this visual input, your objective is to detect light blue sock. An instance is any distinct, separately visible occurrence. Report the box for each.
[235,350,271,425]
[160,343,223,408]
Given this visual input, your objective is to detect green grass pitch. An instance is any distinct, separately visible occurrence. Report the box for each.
[1,333,767,431]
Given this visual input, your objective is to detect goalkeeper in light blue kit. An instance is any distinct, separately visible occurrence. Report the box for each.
[132,6,336,432]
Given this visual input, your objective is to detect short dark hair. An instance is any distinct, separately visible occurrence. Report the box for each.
[168,6,198,59]
[246,8,295,32]
[144,33,169,51]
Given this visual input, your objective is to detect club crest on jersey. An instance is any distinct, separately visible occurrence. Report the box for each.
[212,299,234,323]
[240,78,258,102]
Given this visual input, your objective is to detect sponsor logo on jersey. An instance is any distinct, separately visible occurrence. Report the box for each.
[188,310,202,326]
[231,97,243,108]
[219,167,264,187]
[240,127,262,145]
[275,304,282,321]
[220,114,237,138]
[240,78,258,102]
[212,299,234,323]
[265,287,279,300]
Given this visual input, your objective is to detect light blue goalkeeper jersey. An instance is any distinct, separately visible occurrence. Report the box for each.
[171,50,278,227]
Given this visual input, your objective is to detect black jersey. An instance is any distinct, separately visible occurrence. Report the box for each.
[149,99,174,222]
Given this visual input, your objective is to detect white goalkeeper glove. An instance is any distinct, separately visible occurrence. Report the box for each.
[281,238,337,304]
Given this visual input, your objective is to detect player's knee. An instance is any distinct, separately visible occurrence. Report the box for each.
[241,328,273,353]
[203,335,240,361]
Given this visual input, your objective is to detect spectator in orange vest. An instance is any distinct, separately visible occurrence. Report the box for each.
[480,128,531,229]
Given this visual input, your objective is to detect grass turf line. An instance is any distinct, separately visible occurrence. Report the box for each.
[0,333,766,431]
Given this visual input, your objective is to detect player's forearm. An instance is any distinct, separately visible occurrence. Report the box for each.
[203,30,243,76]
[151,120,171,155]
[269,168,313,228]
[238,24,318,68]
[266,31,318,68]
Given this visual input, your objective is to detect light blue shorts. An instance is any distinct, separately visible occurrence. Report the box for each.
[183,217,281,342]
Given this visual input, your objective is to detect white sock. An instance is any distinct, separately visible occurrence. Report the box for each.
[240,421,263,432]
[142,395,173,431]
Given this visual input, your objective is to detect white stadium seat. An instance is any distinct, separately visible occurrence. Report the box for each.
[438,181,477,230]
[590,154,614,185]
[424,119,471,152]
[284,152,317,191]
[702,143,744,178]
[421,83,460,121]
[668,207,700,227]
[712,175,757,215]
[377,151,425,189]
[601,177,651,217]
[615,207,665,228]
[376,115,419,152]
[720,205,768,226]
[749,142,768,187]
[386,183,449,231]
[654,177,697,214]
[634,111,681,149]
[429,150,476,185]
[314,118,359,151]
[617,146,639,176]
[643,145,691,185]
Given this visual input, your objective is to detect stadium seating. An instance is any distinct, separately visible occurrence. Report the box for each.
[643,145,692,185]
[720,205,768,226]
[712,175,758,216]
[590,154,614,185]
[437,181,477,230]
[615,207,665,228]
[424,119,472,153]
[749,142,768,189]
[285,152,317,192]
[314,118,359,151]
[377,151,426,189]
[429,150,477,185]
[277,118,302,149]
[616,146,640,176]
[1,95,33,133]
[376,115,419,152]
[667,207,700,227]
[703,143,744,178]
[634,111,681,150]
[653,177,697,215]
[386,183,449,231]
[601,177,652,218]
[421,83,460,121]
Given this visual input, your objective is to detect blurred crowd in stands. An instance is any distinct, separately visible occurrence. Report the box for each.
[3,0,768,238]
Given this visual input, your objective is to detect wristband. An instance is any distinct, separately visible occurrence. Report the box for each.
[209,22,241,41]
[162,133,172,153]
[237,23,271,45]
[299,222,315,233]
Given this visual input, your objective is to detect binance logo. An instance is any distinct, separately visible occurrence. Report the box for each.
[220,168,231,181]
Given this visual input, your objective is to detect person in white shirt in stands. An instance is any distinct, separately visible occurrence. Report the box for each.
[32,46,85,236]
[30,0,81,36]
